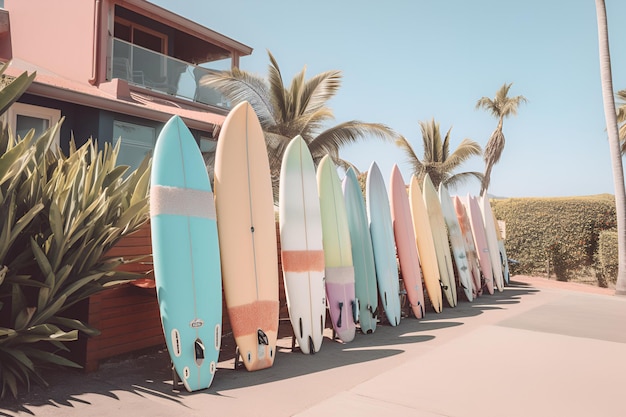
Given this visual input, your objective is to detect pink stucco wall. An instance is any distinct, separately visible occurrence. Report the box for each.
[5,0,99,84]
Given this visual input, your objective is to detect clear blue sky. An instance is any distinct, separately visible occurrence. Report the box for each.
[154,0,626,198]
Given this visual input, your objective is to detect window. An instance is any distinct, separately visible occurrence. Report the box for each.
[112,18,170,89]
[114,18,167,54]
[113,121,155,173]
[6,102,61,149]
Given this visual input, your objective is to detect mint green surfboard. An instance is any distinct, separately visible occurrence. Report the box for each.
[150,115,222,391]
[343,167,378,334]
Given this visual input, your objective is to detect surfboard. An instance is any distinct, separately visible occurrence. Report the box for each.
[422,174,457,308]
[150,115,221,391]
[342,167,378,334]
[214,101,279,371]
[438,184,474,302]
[491,208,511,284]
[408,175,443,313]
[465,195,494,295]
[366,162,401,326]
[317,155,357,342]
[480,194,504,292]
[389,165,425,318]
[453,196,483,297]
[278,135,326,354]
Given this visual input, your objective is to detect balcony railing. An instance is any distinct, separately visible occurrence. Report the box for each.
[111,38,230,108]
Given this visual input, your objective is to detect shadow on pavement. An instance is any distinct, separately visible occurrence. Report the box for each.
[0,280,540,415]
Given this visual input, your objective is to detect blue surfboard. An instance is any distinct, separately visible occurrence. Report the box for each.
[150,115,222,391]
[366,161,401,326]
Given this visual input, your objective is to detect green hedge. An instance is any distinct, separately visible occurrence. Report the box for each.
[597,230,618,286]
[491,195,616,276]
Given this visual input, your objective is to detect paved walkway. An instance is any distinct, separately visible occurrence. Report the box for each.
[2,276,625,417]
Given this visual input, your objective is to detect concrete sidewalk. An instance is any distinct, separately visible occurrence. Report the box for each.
[2,276,625,417]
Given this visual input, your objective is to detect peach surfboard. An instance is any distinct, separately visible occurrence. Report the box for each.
[408,175,443,313]
[214,102,279,371]
[423,174,457,308]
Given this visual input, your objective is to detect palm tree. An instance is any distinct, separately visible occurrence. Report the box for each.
[475,83,527,195]
[197,50,402,199]
[595,0,626,295]
[615,89,626,154]
[395,118,483,190]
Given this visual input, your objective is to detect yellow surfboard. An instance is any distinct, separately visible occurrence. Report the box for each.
[408,175,443,313]
[422,174,457,308]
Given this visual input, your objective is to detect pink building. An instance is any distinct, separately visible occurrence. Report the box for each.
[0,0,252,170]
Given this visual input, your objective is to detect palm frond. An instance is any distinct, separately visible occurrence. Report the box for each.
[444,171,484,190]
[442,126,452,161]
[267,50,289,125]
[294,107,335,139]
[395,135,425,176]
[265,131,291,173]
[419,119,444,163]
[287,66,306,121]
[441,138,483,172]
[308,121,399,161]
[198,68,276,128]
[476,82,527,119]
[298,69,342,117]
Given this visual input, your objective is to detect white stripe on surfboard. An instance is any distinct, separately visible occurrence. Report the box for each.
[150,185,216,219]
[326,266,356,284]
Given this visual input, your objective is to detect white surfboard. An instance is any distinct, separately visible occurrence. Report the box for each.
[279,135,326,354]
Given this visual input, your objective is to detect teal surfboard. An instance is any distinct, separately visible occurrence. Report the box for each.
[366,161,401,326]
[343,167,378,334]
[150,115,222,391]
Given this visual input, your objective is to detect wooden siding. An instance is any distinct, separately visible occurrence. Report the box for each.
[78,221,289,372]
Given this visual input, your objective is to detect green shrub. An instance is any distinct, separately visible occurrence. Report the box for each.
[596,230,618,286]
[545,240,571,281]
[0,64,151,398]
[492,196,616,276]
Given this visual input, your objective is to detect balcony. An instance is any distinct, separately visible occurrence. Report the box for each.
[111,38,230,108]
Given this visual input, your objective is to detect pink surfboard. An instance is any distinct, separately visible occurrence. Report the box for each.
[389,165,425,318]
[453,196,482,298]
[465,195,494,295]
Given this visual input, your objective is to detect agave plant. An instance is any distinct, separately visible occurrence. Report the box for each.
[0,64,151,398]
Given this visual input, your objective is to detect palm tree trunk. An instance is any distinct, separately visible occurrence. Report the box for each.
[595,0,626,295]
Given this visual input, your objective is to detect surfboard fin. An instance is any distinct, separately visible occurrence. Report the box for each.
[257,329,269,345]
[367,304,379,319]
[351,299,359,323]
[337,301,344,328]
[194,339,205,366]
[308,336,315,355]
